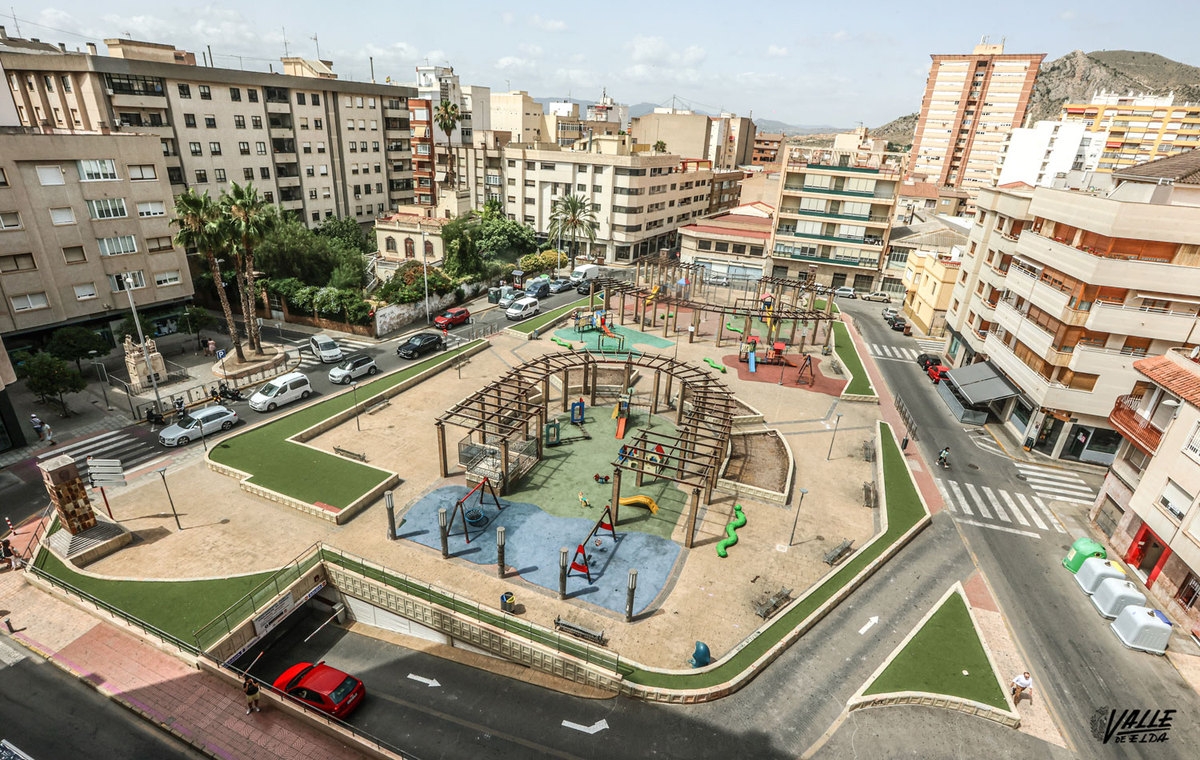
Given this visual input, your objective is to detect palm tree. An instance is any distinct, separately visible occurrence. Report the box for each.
[433,99,461,189]
[653,140,667,153]
[222,182,276,355]
[548,194,599,270]
[172,190,246,363]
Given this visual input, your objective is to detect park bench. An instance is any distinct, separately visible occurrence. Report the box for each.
[333,446,367,462]
[754,587,793,619]
[365,397,392,415]
[823,539,854,566]
[554,616,607,646]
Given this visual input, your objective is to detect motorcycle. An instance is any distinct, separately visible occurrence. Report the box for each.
[218,382,245,402]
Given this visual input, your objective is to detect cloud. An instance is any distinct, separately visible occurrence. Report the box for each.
[530,14,566,32]
[495,56,536,74]
[519,43,543,57]
[766,45,788,58]
[625,36,706,67]
[502,12,514,25]
[1060,10,1077,20]
[831,30,850,42]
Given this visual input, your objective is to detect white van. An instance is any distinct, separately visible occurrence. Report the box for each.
[569,264,600,285]
[309,334,343,363]
[506,296,541,321]
[249,371,313,412]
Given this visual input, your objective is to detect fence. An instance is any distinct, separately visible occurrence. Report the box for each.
[113,351,297,421]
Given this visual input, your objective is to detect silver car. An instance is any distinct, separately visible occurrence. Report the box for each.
[328,354,378,384]
[158,405,238,447]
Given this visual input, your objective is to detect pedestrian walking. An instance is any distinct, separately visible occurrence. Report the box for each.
[243,675,261,714]
[1,539,20,571]
[207,339,217,357]
[29,414,43,441]
[1011,671,1033,703]
[40,422,56,446]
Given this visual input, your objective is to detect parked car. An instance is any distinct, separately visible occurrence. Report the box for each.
[833,286,857,299]
[928,364,950,383]
[506,296,541,320]
[158,405,238,447]
[525,280,551,299]
[396,333,445,359]
[881,307,898,321]
[576,281,604,296]
[433,307,470,329]
[248,372,313,412]
[308,334,343,363]
[916,353,941,370]
[274,661,366,719]
[548,277,574,294]
[862,291,892,303]
[890,317,908,332]
[569,263,600,285]
[497,289,520,309]
[328,354,378,384]
[707,274,730,287]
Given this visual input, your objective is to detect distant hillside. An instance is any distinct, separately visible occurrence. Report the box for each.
[872,112,919,149]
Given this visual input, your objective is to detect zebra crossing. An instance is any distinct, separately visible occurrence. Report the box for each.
[293,337,377,371]
[1014,461,1099,506]
[935,477,1067,538]
[868,343,921,362]
[35,428,167,483]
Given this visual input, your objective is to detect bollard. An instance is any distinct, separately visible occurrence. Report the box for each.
[496,526,506,578]
[625,569,638,623]
[4,517,13,534]
[559,547,569,600]
[438,508,449,559]
[4,618,13,633]
[385,491,396,540]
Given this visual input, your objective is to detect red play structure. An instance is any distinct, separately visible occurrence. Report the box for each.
[568,504,618,583]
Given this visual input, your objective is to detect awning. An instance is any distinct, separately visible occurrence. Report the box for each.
[944,362,1020,405]
[434,171,447,181]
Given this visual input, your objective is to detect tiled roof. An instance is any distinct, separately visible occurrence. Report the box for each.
[1115,149,1200,185]
[682,224,770,239]
[1134,353,1200,407]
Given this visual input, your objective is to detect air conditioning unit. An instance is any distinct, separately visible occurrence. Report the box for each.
[354,193,361,199]
[105,88,114,96]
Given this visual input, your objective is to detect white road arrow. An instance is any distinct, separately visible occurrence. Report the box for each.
[858,616,879,635]
[562,719,609,735]
[407,673,441,687]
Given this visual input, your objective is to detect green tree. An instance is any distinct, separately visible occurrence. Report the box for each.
[476,216,537,260]
[178,305,218,342]
[256,217,336,283]
[328,259,365,290]
[222,182,277,355]
[46,326,110,372]
[317,216,373,254]
[442,227,484,278]
[172,190,246,363]
[21,352,86,415]
[548,194,599,270]
[653,140,667,153]
[433,99,461,187]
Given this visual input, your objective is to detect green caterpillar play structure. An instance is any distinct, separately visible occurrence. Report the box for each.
[725,322,744,334]
[551,336,574,350]
[716,504,746,558]
[703,358,727,373]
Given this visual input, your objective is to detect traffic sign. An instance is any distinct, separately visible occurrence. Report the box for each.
[87,457,126,487]
[216,349,227,359]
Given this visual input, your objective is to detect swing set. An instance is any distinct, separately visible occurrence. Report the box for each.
[448,477,504,544]
[567,504,618,583]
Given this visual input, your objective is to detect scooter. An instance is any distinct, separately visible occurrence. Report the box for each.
[218,382,245,402]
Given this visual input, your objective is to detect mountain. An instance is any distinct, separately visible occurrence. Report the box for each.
[871,112,919,149]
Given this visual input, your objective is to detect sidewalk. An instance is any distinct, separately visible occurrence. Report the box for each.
[0,554,378,759]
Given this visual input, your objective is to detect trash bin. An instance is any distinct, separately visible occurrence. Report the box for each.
[501,592,515,613]
[1063,536,1107,573]
[488,287,501,304]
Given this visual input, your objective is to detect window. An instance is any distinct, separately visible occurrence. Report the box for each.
[259,167,270,179]
[209,141,222,155]
[146,236,173,252]
[178,83,191,99]
[239,141,250,155]
[154,270,182,286]
[63,245,86,263]
[698,240,713,250]
[98,235,138,256]
[1178,573,1200,611]
[189,142,203,156]
[36,165,64,185]
[302,142,311,154]
[60,75,72,93]
[373,141,380,152]
[204,115,216,128]
[715,242,729,253]
[314,118,323,130]
[128,164,157,180]
[0,211,21,230]
[256,142,267,155]
[311,94,320,106]
[195,169,208,183]
[198,85,211,100]
[319,165,328,176]
[73,283,97,300]
[251,115,263,129]
[87,198,128,219]
[247,89,258,103]
[263,191,273,203]
[234,115,246,129]
[317,142,326,153]
[0,168,6,186]
[305,166,315,177]
[216,168,230,183]
[78,159,118,181]
[11,292,48,311]
[242,168,254,180]
[1159,479,1193,520]
[0,253,35,271]
[167,167,184,184]
[299,117,309,130]
[229,87,241,101]
[50,207,76,225]
[308,189,317,199]
[296,93,306,105]
[375,183,382,194]
[349,142,358,153]
[184,113,197,128]
[109,271,145,291]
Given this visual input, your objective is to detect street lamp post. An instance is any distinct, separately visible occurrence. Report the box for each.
[421,228,431,325]
[88,350,112,410]
[350,381,361,432]
[789,488,809,546]
[124,275,163,415]
[826,412,843,461]
[154,467,183,531]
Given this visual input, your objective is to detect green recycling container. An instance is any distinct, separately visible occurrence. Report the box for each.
[1063,536,1107,573]
[488,287,501,304]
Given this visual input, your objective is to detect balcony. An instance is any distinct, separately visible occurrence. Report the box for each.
[1085,301,1199,342]
[984,333,1094,411]
[995,301,1056,360]
[1108,394,1163,455]
[1020,232,1200,292]
[778,207,891,226]
[1069,342,1144,375]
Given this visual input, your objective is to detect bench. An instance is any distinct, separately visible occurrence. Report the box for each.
[823,539,854,566]
[365,398,392,415]
[333,446,367,462]
[554,616,607,646]
[754,587,793,619]
[863,480,877,509]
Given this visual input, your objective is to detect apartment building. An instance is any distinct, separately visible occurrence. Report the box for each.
[1092,347,1200,634]
[993,120,1096,188]
[944,151,1200,464]
[768,128,904,291]
[587,89,629,128]
[907,41,1044,210]
[491,91,543,143]
[892,218,968,332]
[679,202,772,281]
[2,33,416,226]
[541,101,621,148]
[708,169,743,215]
[0,127,194,346]
[1064,91,1200,175]
[629,110,755,169]
[752,132,783,167]
[501,135,713,263]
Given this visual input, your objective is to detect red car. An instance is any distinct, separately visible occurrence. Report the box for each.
[273,661,366,719]
[928,364,950,383]
[433,307,470,329]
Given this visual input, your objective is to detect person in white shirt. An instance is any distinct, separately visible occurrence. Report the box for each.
[1011,671,1033,702]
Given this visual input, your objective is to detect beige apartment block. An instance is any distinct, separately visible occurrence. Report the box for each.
[629,110,755,169]
[2,34,416,227]
[768,128,904,291]
[0,127,193,342]
[752,132,783,167]
[945,151,1200,464]
[1093,348,1200,636]
[679,202,773,281]
[893,218,968,334]
[1062,91,1200,175]
[708,169,743,215]
[907,42,1043,211]
[490,91,544,144]
[501,135,713,263]
[372,211,447,284]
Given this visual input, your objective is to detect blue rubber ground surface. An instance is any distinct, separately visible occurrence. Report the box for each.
[398,485,681,615]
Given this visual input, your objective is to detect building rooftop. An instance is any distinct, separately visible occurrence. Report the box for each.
[0,26,64,54]
[1134,349,1200,408]
[1114,149,1200,185]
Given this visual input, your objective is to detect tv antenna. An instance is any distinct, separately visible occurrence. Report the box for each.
[311,34,320,59]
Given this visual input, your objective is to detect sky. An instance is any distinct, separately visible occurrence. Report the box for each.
[5,1,1199,129]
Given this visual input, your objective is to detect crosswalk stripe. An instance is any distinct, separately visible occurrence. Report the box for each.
[35,430,128,461]
[1014,463,1087,482]
[1000,490,1030,527]
[1032,496,1068,533]
[958,518,1042,539]
[1023,475,1095,493]
[1014,493,1048,530]
[899,348,916,360]
[981,486,1009,522]
[947,480,973,516]
[964,483,993,519]
[933,479,954,512]
[1041,493,1097,506]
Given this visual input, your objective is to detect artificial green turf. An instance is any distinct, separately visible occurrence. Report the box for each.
[510,297,592,334]
[832,321,875,397]
[209,342,482,509]
[34,549,276,646]
[864,591,1008,709]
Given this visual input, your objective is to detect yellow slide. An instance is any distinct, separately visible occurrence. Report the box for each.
[619,495,659,514]
[647,285,661,302]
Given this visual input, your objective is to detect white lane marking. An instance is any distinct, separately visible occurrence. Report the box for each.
[958,518,1042,539]
[947,480,973,516]
[1000,490,1030,527]
[1014,493,1048,531]
[964,483,992,519]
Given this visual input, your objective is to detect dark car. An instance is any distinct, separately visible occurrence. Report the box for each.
[890,317,908,332]
[576,281,604,296]
[928,364,950,383]
[273,661,365,719]
[548,278,574,294]
[526,280,551,299]
[396,332,445,359]
[916,353,940,370]
[433,307,470,330]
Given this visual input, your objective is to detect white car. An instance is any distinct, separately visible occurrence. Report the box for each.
[328,354,378,384]
[862,291,892,303]
[158,405,238,447]
[506,296,540,320]
[309,334,343,363]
